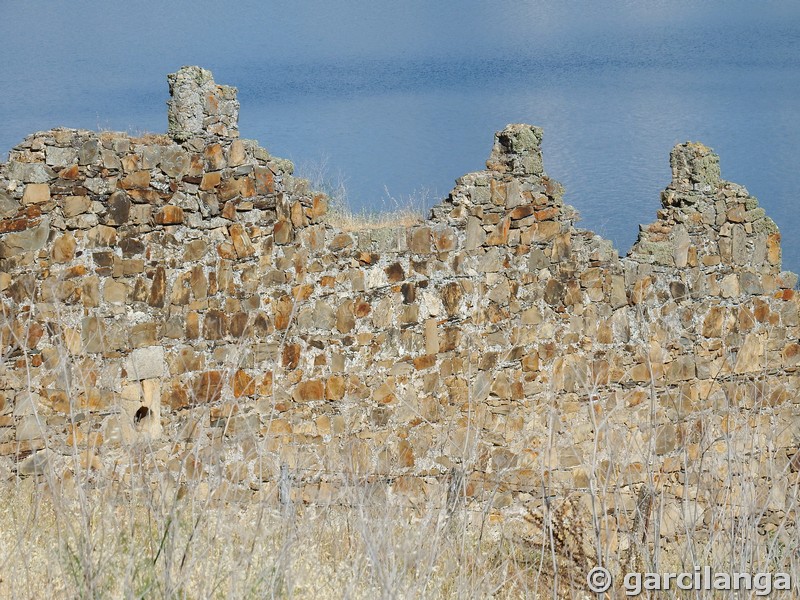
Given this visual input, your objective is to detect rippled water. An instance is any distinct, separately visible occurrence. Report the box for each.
[2,1,799,269]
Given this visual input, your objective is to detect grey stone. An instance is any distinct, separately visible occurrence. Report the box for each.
[0,217,50,258]
[18,449,54,476]
[0,190,19,219]
[125,346,166,380]
[78,139,99,165]
[45,146,78,167]
[7,161,56,183]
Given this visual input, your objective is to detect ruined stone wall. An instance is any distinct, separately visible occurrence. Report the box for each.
[1,67,799,568]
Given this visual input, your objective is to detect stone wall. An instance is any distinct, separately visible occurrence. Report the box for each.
[1,66,799,572]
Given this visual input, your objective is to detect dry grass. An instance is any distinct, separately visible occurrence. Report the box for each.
[0,454,558,599]
[299,157,427,231]
[98,130,172,146]
[2,391,798,600]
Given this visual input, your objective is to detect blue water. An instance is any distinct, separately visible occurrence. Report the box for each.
[2,1,799,270]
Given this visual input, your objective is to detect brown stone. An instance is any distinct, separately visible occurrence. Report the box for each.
[433,227,456,252]
[154,205,184,225]
[22,183,50,205]
[336,300,355,333]
[185,312,200,339]
[81,316,106,353]
[228,140,247,166]
[200,171,221,191]
[204,309,227,340]
[767,232,781,265]
[544,279,564,306]
[229,223,255,257]
[326,375,345,400]
[228,312,249,338]
[401,282,415,304]
[220,177,255,201]
[221,200,237,220]
[189,266,208,300]
[63,195,92,217]
[486,217,510,245]
[783,343,800,367]
[82,277,100,307]
[274,220,293,245]
[147,266,166,308]
[105,191,131,225]
[274,295,294,330]
[118,171,151,190]
[655,423,676,455]
[311,194,327,220]
[232,370,256,398]
[442,282,463,316]
[735,333,765,373]
[409,227,431,254]
[130,322,158,347]
[0,218,49,257]
[204,143,226,171]
[702,306,726,338]
[59,164,81,180]
[413,355,436,370]
[385,262,405,283]
[217,242,237,259]
[354,298,371,318]
[290,201,306,227]
[51,233,76,263]
[0,206,42,234]
[87,225,117,248]
[184,239,207,261]
[294,380,325,402]
[193,371,224,403]
[282,343,301,369]
[104,280,127,304]
[330,233,353,251]
[398,439,415,468]
[253,166,275,194]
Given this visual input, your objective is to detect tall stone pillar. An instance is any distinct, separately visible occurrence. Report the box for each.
[167,66,239,142]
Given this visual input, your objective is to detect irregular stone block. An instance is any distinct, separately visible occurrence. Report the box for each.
[22,183,50,205]
[193,370,224,403]
[0,216,49,258]
[154,205,184,225]
[125,346,165,380]
[294,380,324,402]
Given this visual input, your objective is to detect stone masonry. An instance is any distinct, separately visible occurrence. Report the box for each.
[1,67,799,572]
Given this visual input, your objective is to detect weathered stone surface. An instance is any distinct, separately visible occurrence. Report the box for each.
[193,370,224,403]
[125,346,166,380]
[0,217,50,258]
[229,223,254,257]
[168,66,239,141]
[63,195,92,218]
[148,266,166,308]
[81,316,106,353]
[22,183,50,205]
[294,380,325,402]
[105,191,131,225]
[51,233,77,263]
[154,205,184,225]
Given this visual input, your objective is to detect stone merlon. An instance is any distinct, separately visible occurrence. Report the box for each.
[167,65,240,142]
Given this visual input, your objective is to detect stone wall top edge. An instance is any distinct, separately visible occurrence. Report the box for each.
[0,67,792,288]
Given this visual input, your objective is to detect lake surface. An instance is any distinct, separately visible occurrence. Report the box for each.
[2,1,799,270]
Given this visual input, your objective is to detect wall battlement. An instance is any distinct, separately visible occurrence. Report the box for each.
[1,67,798,571]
